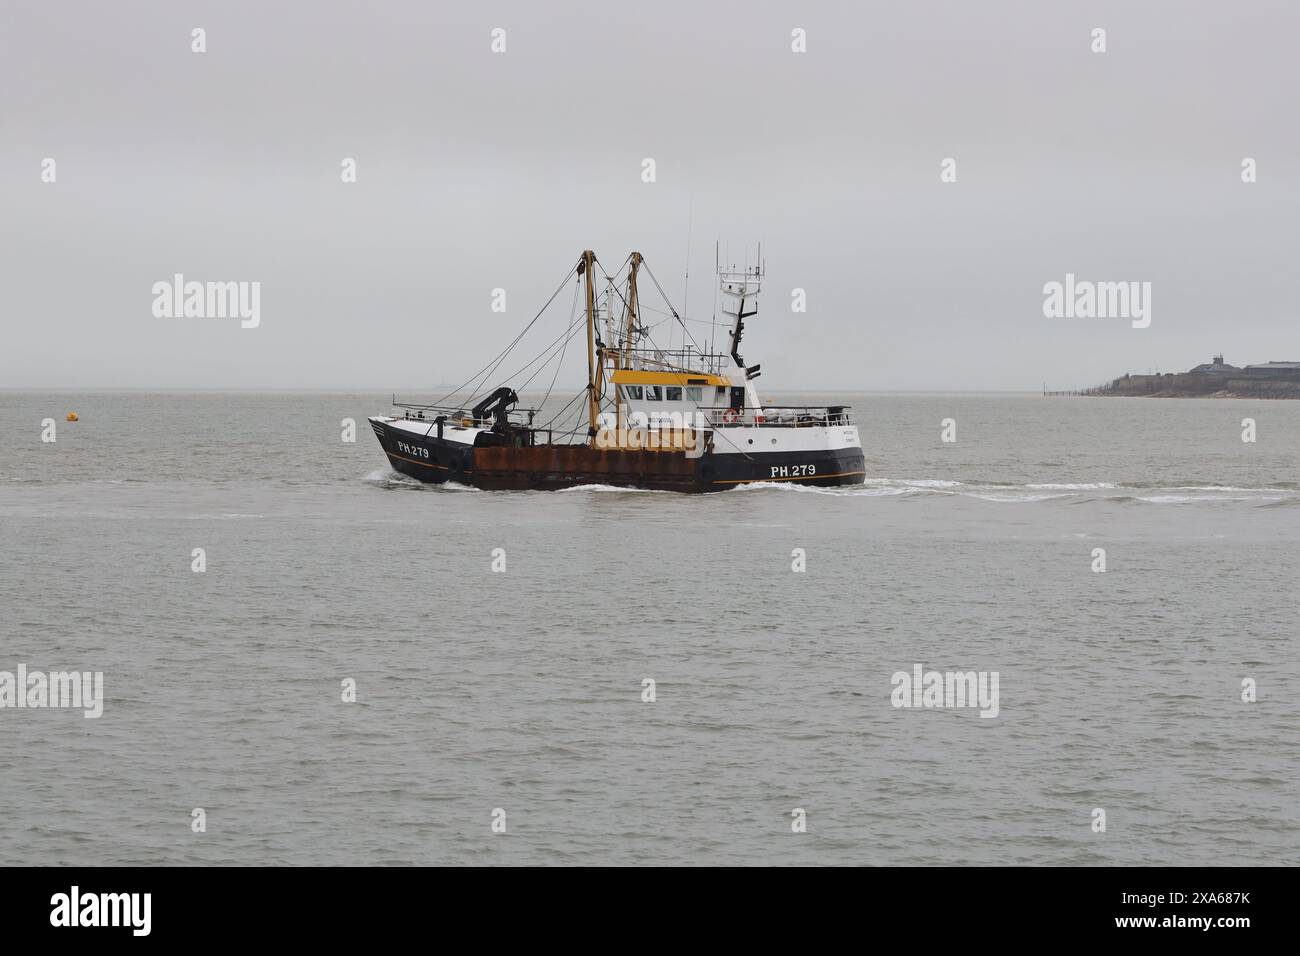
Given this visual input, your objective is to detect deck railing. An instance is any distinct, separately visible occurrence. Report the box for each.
[620,347,731,375]
[700,406,854,428]
[392,400,539,430]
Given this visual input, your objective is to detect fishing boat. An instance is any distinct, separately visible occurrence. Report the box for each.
[368,249,865,492]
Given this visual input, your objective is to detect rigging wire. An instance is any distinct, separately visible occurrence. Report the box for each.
[641,257,706,357]
[428,258,579,408]
[491,276,585,392]
[629,312,758,463]
[525,254,635,438]
[537,386,587,431]
[412,250,754,460]
[533,280,582,409]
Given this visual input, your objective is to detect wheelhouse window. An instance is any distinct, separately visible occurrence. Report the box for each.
[665,386,682,401]
[623,385,643,400]
[685,386,702,402]
[644,385,662,401]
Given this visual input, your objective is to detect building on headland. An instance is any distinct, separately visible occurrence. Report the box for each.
[1243,360,1300,378]
[1053,356,1300,398]
[1188,354,1239,375]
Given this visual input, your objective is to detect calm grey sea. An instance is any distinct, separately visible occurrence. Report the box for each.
[1,391,1297,866]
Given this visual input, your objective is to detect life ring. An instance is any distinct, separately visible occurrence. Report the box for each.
[722,408,740,424]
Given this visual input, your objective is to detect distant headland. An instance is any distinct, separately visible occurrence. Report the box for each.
[1047,356,1300,398]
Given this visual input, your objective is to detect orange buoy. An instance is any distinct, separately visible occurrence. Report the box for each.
[66,412,79,422]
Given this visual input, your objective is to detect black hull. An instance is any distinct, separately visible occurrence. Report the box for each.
[369,419,472,484]
[699,447,866,489]
[370,420,864,492]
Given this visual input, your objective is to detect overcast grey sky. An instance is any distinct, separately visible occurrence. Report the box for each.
[1,0,1296,391]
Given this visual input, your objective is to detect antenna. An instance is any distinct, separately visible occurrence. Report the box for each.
[712,239,719,361]
[682,199,692,328]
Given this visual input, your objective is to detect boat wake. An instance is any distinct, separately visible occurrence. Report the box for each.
[731,477,1298,504]
[556,483,674,494]
[362,468,1296,504]
[362,469,480,492]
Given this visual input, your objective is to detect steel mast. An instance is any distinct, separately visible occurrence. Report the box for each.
[580,250,600,443]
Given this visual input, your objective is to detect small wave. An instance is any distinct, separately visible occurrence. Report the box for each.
[1136,494,1288,504]
[861,477,1299,504]
[1165,485,1265,493]
[364,468,419,486]
[733,480,914,497]
[362,469,479,491]
[1025,482,1118,490]
[863,478,961,488]
[967,492,1074,503]
[557,483,672,494]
